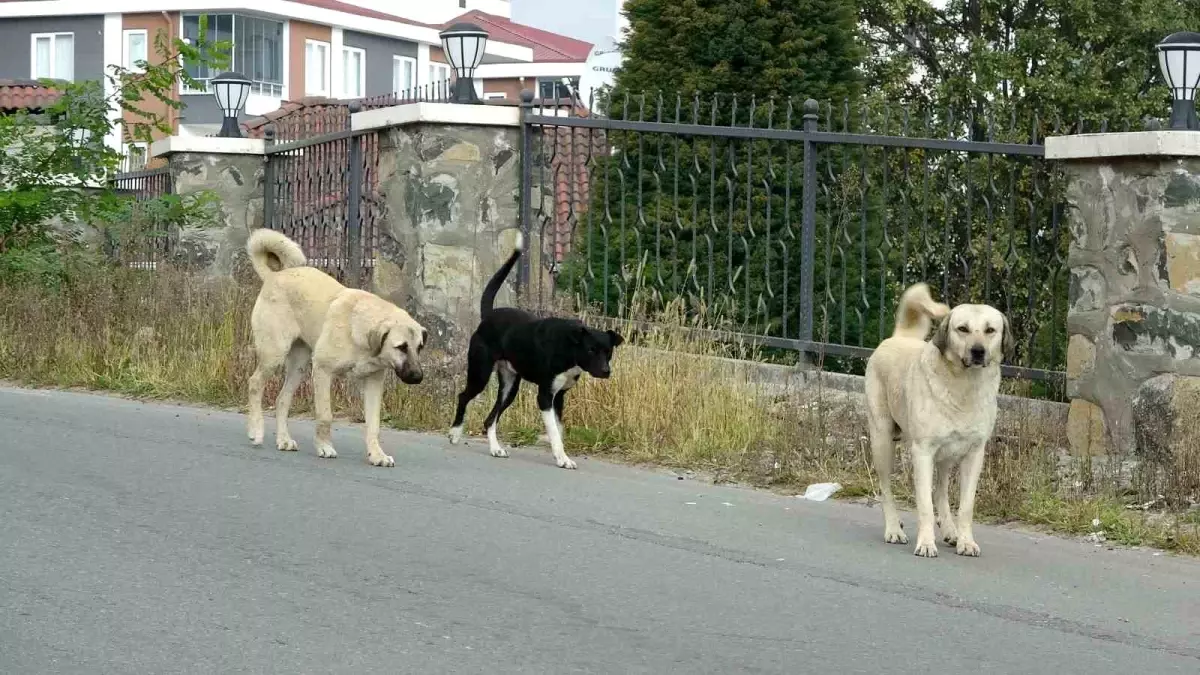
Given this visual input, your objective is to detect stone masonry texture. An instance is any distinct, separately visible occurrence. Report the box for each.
[1065,157,1200,461]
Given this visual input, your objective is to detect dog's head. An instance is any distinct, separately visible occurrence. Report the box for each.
[368,314,428,385]
[570,326,625,379]
[930,304,1013,370]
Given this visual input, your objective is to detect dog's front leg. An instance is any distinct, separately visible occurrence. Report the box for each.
[538,388,576,470]
[954,442,987,556]
[935,458,960,546]
[361,372,394,468]
[312,366,338,459]
[910,444,938,558]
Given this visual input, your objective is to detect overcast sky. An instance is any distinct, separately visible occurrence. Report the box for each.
[511,0,617,48]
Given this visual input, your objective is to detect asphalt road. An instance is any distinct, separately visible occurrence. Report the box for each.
[2,385,1199,674]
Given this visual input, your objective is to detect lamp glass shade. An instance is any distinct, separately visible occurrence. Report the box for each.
[211,71,252,117]
[1157,33,1200,102]
[439,23,489,78]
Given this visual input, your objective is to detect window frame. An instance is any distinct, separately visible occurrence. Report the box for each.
[305,39,331,97]
[341,45,366,98]
[122,29,149,73]
[392,55,417,95]
[179,13,285,97]
[429,62,450,85]
[30,32,75,81]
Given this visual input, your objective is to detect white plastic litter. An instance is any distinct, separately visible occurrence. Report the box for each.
[798,482,842,502]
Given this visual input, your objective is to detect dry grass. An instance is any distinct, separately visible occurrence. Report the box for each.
[1,266,1198,555]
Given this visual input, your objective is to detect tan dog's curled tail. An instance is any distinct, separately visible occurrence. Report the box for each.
[892,283,950,340]
[247,229,307,281]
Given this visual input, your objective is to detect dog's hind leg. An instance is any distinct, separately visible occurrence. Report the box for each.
[361,371,394,467]
[483,365,521,458]
[538,386,576,470]
[273,341,311,452]
[449,337,491,445]
[935,457,960,546]
[870,423,906,545]
[312,366,338,459]
[247,350,286,447]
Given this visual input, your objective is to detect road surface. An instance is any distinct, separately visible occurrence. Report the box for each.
[2,386,1199,674]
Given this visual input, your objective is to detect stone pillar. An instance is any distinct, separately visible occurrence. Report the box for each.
[364,108,529,347]
[1048,131,1200,464]
[149,137,267,277]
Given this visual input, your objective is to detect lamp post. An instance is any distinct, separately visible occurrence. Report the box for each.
[439,22,489,104]
[1157,32,1200,130]
[211,71,252,138]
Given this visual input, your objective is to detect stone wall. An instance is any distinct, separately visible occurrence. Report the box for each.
[168,152,265,276]
[1065,157,1200,460]
[370,123,534,346]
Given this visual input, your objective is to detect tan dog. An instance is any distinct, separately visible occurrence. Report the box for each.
[244,229,427,467]
[864,283,1013,558]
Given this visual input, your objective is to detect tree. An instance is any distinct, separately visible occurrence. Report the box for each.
[616,0,863,103]
[558,0,867,349]
[0,26,227,285]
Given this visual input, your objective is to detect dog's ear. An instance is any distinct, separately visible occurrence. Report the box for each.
[420,328,429,351]
[1001,313,1015,362]
[368,324,389,356]
[930,316,950,354]
[606,329,625,348]
[571,325,590,345]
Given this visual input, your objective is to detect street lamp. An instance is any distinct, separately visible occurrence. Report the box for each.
[1156,32,1200,130]
[439,22,489,104]
[211,71,252,138]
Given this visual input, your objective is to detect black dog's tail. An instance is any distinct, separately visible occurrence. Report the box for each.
[481,232,525,317]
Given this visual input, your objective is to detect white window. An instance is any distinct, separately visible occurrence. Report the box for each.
[392,55,416,95]
[305,39,330,97]
[484,92,506,101]
[429,62,450,85]
[31,32,74,81]
[123,29,148,72]
[123,143,149,173]
[342,46,365,98]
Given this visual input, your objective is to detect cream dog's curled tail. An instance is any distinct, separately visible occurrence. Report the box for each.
[246,229,307,281]
[892,283,950,340]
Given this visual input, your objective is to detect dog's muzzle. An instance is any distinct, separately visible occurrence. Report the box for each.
[969,345,987,366]
[398,367,424,384]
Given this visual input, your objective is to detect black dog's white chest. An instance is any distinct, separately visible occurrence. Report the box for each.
[552,367,583,393]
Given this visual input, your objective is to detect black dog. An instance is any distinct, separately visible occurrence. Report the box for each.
[448,233,624,469]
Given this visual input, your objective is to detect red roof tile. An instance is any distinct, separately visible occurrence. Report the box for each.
[448,10,592,62]
[0,79,62,112]
[291,0,440,27]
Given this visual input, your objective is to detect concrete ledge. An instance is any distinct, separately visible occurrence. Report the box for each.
[1046,130,1200,160]
[151,136,266,158]
[352,102,522,132]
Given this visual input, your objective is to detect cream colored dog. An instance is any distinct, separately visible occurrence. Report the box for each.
[244,229,427,468]
[864,283,1013,558]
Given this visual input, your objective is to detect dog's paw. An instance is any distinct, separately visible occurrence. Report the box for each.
[884,527,909,545]
[490,446,509,458]
[448,426,464,445]
[913,539,939,558]
[317,444,338,459]
[556,455,578,470]
[956,539,981,557]
[277,437,299,452]
[367,452,395,468]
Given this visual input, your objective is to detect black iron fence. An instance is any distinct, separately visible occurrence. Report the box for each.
[109,166,174,267]
[520,93,1074,389]
[262,101,382,287]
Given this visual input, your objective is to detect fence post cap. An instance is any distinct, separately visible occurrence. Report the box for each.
[803,99,819,115]
[348,100,363,114]
[520,89,535,105]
